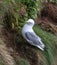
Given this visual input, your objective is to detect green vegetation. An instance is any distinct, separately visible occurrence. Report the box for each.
[33,25,57,65]
[0,0,57,65]
[18,59,30,65]
[0,55,4,65]
[15,58,30,65]
[2,0,39,31]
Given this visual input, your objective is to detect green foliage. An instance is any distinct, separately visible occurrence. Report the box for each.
[2,0,39,31]
[19,59,30,65]
[47,0,57,4]
[21,0,38,19]
[15,57,30,65]
[50,0,57,4]
[33,25,57,65]
[0,60,4,65]
[0,56,4,65]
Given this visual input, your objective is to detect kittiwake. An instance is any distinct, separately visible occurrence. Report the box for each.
[22,19,46,51]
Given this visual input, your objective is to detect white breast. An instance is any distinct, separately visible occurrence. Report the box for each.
[22,24,33,39]
[22,24,33,33]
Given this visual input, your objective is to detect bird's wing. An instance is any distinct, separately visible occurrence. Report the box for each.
[25,32,42,46]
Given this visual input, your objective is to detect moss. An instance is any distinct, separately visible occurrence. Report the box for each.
[0,55,4,65]
[18,59,30,65]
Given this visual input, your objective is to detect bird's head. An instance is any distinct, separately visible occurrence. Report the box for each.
[26,19,35,26]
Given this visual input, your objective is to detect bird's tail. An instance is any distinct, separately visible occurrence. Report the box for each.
[37,40,45,51]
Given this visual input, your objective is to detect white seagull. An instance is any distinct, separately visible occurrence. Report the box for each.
[22,19,46,51]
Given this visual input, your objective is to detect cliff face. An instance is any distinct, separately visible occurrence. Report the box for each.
[36,3,57,35]
[0,1,57,65]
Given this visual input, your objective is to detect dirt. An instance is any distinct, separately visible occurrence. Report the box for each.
[41,3,57,22]
[36,3,57,35]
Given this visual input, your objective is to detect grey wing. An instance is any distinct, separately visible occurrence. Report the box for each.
[25,32,41,45]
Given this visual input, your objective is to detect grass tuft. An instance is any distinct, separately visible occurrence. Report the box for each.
[33,25,57,65]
